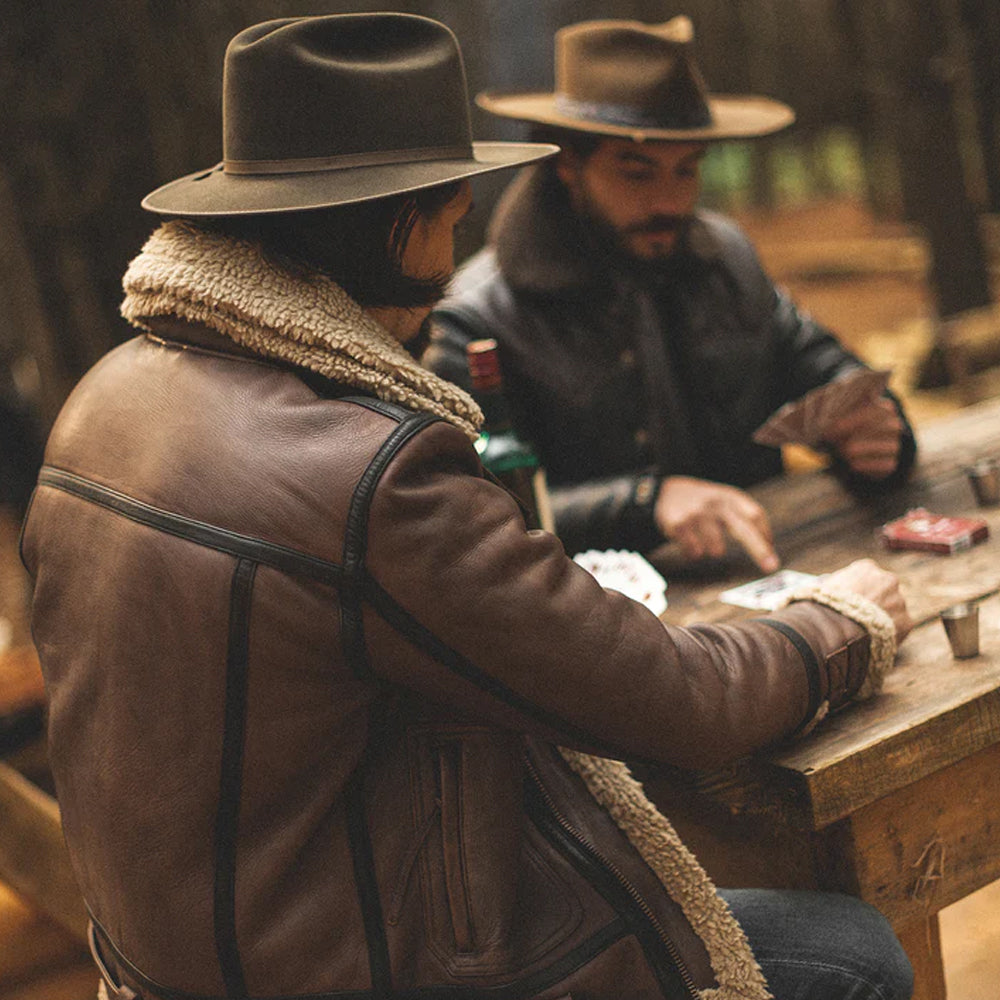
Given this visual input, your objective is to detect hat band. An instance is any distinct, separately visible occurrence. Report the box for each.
[554,93,712,131]
[224,144,473,176]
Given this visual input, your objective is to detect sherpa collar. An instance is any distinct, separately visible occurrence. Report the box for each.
[491,163,724,295]
[120,221,483,439]
[561,749,772,1000]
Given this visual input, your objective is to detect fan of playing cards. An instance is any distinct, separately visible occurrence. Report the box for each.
[573,549,668,616]
[752,368,891,449]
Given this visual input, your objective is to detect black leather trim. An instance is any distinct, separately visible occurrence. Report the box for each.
[90,912,373,999]
[758,618,822,733]
[360,574,622,758]
[394,919,631,998]
[345,765,393,998]
[340,411,439,682]
[212,558,256,996]
[35,467,344,587]
[89,908,630,1000]
[339,394,426,423]
[525,776,697,999]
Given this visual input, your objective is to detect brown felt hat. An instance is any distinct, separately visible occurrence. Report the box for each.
[142,13,556,216]
[477,16,795,142]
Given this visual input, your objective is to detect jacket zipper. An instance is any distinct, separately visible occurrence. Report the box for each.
[524,755,699,1000]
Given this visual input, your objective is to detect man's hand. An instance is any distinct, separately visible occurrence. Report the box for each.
[654,476,779,572]
[822,558,912,641]
[823,397,902,479]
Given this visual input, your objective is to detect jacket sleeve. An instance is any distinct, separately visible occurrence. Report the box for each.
[360,418,875,771]
[754,252,917,493]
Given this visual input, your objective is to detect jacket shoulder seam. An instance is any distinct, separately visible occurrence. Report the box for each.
[340,411,441,681]
[34,467,344,586]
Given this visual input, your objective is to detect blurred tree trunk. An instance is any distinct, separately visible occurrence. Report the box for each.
[962,0,1000,213]
[840,0,991,320]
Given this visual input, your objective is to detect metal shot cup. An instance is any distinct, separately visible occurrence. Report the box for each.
[966,458,1000,507]
[940,602,980,659]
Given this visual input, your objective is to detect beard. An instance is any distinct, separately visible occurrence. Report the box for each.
[572,188,693,271]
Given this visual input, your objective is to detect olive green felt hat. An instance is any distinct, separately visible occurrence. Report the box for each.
[142,13,556,216]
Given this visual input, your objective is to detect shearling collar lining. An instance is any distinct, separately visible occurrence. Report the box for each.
[120,221,483,439]
[561,749,772,999]
[490,163,723,294]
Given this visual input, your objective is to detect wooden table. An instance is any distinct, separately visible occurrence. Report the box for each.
[644,396,1000,1000]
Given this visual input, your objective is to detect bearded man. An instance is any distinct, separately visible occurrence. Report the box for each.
[426,16,916,566]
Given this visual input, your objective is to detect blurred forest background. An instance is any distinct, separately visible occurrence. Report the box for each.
[2,0,1000,427]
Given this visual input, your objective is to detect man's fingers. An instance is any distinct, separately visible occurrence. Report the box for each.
[825,398,901,444]
[840,436,901,477]
[675,518,727,561]
[724,510,780,573]
[731,496,775,546]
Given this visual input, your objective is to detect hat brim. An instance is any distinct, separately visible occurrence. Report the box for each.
[141,141,556,216]
[477,92,795,141]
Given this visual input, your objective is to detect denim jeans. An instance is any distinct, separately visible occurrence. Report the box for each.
[720,889,914,1000]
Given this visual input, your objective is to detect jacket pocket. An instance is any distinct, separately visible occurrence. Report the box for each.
[434,738,476,952]
[403,726,582,976]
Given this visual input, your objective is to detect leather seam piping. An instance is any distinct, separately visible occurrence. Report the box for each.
[89,908,631,999]
[758,618,822,733]
[360,574,623,758]
[525,774,698,999]
[213,558,256,995]
[340,411,439,682]
[34,467,344,587]
[345,765,393,997]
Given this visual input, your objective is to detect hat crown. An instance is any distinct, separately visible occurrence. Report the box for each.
[554,16,712,130]
[223,13,473,168]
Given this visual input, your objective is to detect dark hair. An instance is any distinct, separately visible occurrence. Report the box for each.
[527,124,603,162]
[194,180,463,309]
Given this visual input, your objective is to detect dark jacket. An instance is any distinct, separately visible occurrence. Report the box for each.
[426,166,916,555]
[22,318,875,1000]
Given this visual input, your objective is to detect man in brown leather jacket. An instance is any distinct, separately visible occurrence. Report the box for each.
[22,14,912,1000]
[426,16,916,566]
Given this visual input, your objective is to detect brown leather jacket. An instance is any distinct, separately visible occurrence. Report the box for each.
[22,319,873,1000]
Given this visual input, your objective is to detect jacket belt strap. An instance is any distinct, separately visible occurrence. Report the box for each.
[88,922,138,1000]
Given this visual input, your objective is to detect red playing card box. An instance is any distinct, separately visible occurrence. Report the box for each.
[879,508,989,554]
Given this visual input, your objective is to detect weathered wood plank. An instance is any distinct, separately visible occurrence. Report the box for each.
[899,917,947,1000]
[827,741,1000,927]
[649,397,1000,828]
[657,570,1000,830]
[0,881,87,987]
[0,763,87,942]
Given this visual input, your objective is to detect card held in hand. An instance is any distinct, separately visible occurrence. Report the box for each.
[752,368,892,448]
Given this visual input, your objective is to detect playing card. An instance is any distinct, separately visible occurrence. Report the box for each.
[719,569,819,611]
[573,549,668,615]
[752,369,891,448]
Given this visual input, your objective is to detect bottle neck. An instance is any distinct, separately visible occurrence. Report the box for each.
[473,385,514,433]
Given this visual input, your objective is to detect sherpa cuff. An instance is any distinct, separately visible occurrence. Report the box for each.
[787,584,897,702]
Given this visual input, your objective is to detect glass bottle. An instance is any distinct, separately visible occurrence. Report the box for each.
[466,339,555,533]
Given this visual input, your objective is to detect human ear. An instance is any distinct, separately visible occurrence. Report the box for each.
[554,149,581,190]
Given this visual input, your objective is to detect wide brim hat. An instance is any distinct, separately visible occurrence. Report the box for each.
[142,14,556,216]
[477,16,795,142]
